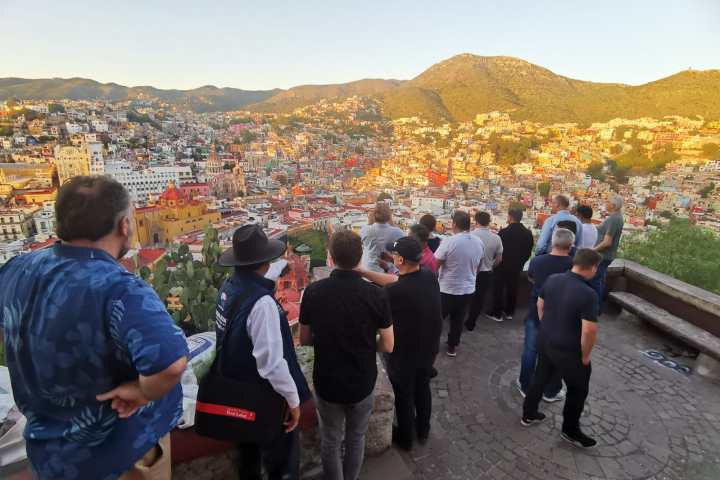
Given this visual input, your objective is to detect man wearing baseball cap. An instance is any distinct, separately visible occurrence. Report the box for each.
[215,224,311,479]
[361,236,443,450]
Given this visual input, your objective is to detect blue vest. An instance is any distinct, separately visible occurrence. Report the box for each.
[215,269,311,404]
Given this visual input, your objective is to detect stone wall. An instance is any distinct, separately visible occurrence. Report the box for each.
[299,353,394,479]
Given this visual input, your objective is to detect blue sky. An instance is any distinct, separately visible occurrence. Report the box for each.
[1,0,718,90]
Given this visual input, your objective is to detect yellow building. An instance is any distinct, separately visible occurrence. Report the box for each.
[133,182,221,247]
[54,143,105,184]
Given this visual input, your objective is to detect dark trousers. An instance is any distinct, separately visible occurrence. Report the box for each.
[441,292,473,347]
[466,271,494,328]
[238,429,299,480]
[388,363,433,448]
[523,341,592,433]
[490,269,520,317]
[519,317,563,396]
[589,259,612,312]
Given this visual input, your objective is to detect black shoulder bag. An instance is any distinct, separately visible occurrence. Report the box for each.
[194,296,287,444]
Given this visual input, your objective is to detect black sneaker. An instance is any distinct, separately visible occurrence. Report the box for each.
[465,321,476,331]
[561,430,597,448]
[520,412,546,427]
[446,346,457,357]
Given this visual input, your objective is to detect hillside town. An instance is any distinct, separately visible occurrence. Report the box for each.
[1,95,719,277]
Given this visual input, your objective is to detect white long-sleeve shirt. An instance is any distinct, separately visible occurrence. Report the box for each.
[246,295,300,408]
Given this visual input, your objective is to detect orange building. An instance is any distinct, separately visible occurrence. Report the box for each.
[133,181,221,247]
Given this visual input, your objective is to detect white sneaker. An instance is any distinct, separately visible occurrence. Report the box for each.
[487,314,504,323]
[505,315,513,321]
[542,388,567,403]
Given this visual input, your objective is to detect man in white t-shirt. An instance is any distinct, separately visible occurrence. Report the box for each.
[576,205,598,249]
[434,210,485,357]
[467,211,503,330]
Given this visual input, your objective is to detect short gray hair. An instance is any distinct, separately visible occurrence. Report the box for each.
[552,228,575,250]
[611,195,624,210]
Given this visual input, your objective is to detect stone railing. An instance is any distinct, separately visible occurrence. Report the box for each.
[172,350,394,480]
[298,350,394,478]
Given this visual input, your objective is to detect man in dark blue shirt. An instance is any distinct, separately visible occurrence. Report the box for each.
[521,249,601,449]
[517,228,575,400]
[0,176,189,479]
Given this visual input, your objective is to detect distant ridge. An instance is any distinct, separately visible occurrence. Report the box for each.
[2,54,719,122]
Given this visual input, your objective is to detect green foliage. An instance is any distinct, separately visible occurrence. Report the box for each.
[537,181,551,198]
[487,134,541,166]
[698,183,716,198]
[620,219,720,294]
[586,161,606,181]
[377,192,393,202]
[146,226,230,334]
[289,229,327,268]
[48,103,65,113]
[614,126,630,141]
[609,144,623,155]
[0,125,12,137]
[127,110,162,130]
[610,145,677,179]
[235,130,257,144]
[702,143,720,160]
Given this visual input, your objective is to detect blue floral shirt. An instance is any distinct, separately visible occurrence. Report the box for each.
[0,243,189,480]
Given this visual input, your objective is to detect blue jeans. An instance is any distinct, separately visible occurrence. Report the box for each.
[589,259,612,311]
[519,316,562,396]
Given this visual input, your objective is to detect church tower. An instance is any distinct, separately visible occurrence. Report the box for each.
[206,143,222,176]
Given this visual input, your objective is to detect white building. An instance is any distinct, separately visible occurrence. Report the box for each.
[104,162,193,202]
[33,201,56,237]
[0,240,25,265]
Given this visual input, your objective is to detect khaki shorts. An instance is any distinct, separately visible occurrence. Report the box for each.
[118,434,171,480]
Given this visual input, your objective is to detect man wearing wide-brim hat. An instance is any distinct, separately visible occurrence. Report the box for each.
[215,224,311,479]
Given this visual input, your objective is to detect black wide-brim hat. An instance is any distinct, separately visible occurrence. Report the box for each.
[218,224,287,267]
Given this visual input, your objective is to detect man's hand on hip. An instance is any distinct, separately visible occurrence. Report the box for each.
[97,380,150,419]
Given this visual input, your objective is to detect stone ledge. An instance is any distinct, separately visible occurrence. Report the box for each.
[621,259,720,317]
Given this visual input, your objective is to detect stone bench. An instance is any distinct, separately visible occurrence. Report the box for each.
[608,291,720,380]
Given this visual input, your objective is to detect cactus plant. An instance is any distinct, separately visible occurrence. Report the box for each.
[140,225,231,335]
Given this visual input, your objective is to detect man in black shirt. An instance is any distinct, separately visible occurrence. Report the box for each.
[521,249,602,449]
[489,208,534,321]
[361,236,442,450]
[299,230,394,480]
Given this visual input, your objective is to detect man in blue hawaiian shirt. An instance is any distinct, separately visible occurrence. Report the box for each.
[0,176,189,480]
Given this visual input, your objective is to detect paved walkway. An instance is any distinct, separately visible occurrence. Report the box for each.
[395,307,720,480]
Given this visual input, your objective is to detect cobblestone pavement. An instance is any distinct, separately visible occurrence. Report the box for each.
[398,308,720,480]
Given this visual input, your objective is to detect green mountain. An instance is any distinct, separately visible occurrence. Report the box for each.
[245,79,402,113]
[0,77,279,113]
[2,55,719,122]
[380,54,720,123]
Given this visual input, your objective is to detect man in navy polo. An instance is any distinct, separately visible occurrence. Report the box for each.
[521,249,601,449]
[0,176,189,479]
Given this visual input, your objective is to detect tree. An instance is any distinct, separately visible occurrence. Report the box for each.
[609,144,623,155]
[586,161,606,181]
[698,183,716,198]
[537,181,551,198]
[701,143,720,160]
[620,219,720,294]
[377,192,393,202]
[48,103,65,114]
[614,125,630,141]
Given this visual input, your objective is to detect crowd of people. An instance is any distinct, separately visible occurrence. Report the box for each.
[0,175,625,479]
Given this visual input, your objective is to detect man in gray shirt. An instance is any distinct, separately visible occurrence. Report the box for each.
[590,195,625,309]
[361,202,405,273]
[434,211,484,357]
[467,211,503,330]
